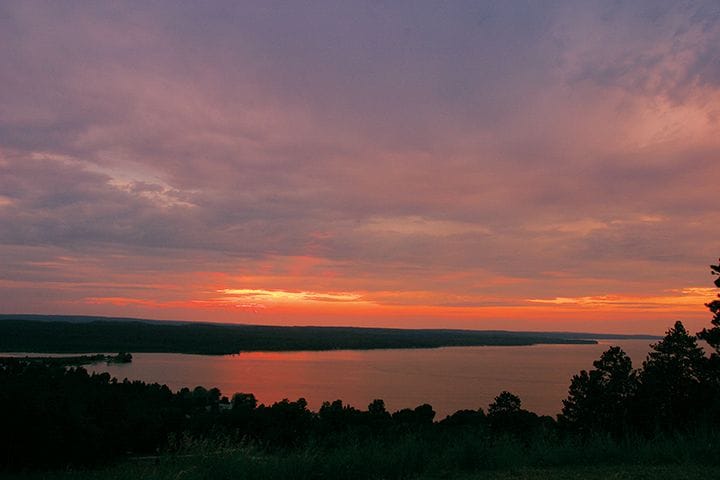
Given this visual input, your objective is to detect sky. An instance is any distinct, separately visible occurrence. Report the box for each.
[1,1,719,334]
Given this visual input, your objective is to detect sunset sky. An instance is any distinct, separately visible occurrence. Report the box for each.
[1,1,719,334]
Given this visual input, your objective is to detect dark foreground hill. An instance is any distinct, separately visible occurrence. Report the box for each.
[0,314,658,354]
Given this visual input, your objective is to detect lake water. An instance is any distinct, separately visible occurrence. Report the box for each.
[80,339,654,418]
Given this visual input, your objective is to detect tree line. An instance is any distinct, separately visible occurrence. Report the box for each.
[2,261,720,471]
[0,358,551,470]
[0,319,598,355]
[559,260,720,435]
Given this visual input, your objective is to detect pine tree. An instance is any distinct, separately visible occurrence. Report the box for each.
[698,259,720,353]
[559,346,637,435]
[636,321,706,431]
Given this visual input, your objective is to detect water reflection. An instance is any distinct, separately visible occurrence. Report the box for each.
[88,340,654,417]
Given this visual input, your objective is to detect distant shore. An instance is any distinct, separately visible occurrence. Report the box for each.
[0,315,659,355]
[0,352,132,367]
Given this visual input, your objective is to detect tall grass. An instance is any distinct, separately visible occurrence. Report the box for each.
[7,428,719,480]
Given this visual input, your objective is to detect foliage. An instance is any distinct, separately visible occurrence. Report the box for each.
[0,357,551,471]
[0,319,600,355]
[698,259,720,353]
[635,321,707,431]
[488,391,522,415]
[559,259,720,435]
[487,391,544,436]
[558,346,637,435]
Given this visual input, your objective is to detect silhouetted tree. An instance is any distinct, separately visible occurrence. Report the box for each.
[488,391,521,415]
[254,398,314,446]
[368,398,389,417]
[487,391,540,436]
[698,259,720,353]
[318,399,366,434]
[391,404,435,426]
[228,392,257,432]
[558,346,637,436]
[696,259,720,420]
[440,408,486,428]
[365,398,391,431]
[636,321,706,431]
[232,392,258,411]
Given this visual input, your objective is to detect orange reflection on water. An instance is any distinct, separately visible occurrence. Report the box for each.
[92,340,656,418]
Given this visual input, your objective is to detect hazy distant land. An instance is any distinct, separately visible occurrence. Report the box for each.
[0,314,658,355]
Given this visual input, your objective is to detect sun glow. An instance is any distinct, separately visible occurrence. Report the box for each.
[218,288,367,306]
[526,287,716,310]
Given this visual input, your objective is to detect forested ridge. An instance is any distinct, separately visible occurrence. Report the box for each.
[0,319,603,354]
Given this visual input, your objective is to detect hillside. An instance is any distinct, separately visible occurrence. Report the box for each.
[0,315,657,355]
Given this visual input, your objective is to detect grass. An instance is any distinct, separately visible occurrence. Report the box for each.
[6,460,718,480]
[5,430,719,480]
[455,465,720,480]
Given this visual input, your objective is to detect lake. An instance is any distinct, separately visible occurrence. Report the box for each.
[82,339,654,418]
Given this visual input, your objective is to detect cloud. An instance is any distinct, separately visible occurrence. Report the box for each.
[558,1,720,100]
[0,1,719,332]
[218,288,365,305]
[527,287,717,310]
